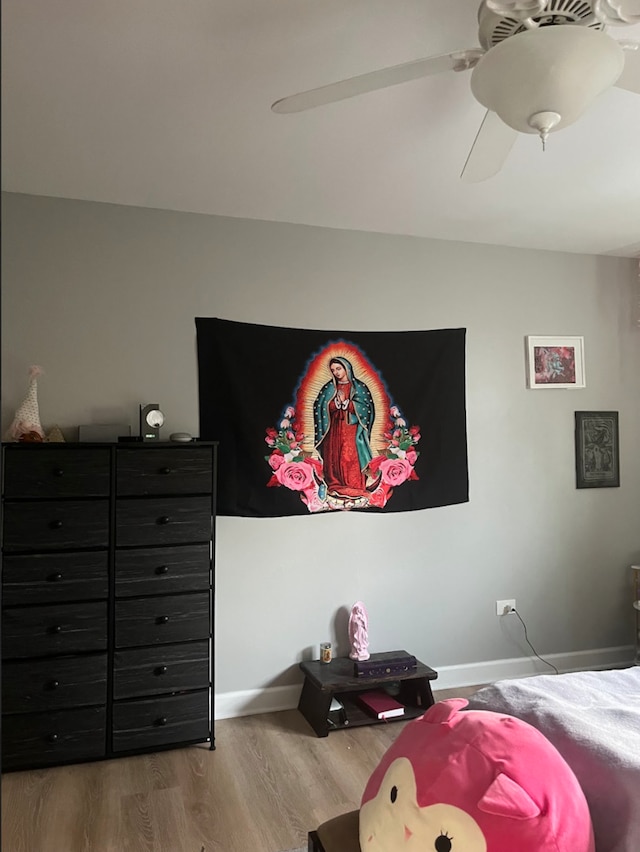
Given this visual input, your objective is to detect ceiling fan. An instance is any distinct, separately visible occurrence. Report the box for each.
[271,0,640,182]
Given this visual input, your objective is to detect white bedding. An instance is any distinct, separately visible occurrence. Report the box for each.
[467,667,640,852]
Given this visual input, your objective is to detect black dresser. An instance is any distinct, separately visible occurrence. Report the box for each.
[1,441,217,772]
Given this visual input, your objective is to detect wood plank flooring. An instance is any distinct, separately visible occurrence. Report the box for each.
[1,686,479,852]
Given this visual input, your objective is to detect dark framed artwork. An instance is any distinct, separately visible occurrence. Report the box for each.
[574,411,620,489]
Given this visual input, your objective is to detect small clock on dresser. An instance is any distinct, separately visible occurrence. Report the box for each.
[139,403,165,441]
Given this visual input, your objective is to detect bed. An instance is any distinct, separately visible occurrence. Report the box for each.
[466,666,640,852]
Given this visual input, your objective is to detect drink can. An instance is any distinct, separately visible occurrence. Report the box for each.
[320,642,332,664]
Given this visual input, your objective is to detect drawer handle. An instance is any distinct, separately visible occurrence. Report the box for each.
[157,516,171,525]
[48,624,63,634]
[46,679,60,690]
[53,468,65,477]
[155,565,169,575]
[159,467,173,475]
[155,717,168,727]
[156,615,170,625]
[47,572,64,583]
[46,733,59,744]
[154,665,168,676]
[50,519,64,529]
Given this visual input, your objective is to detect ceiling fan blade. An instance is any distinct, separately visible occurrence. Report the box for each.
[593,1,640,26]
[460,110,518,183]
[271,49,484,114]
[616,44,640,93]
[485,1,547,19]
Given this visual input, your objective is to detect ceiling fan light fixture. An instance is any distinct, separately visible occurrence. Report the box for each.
[471,25,625,134]
[528,110,562,148]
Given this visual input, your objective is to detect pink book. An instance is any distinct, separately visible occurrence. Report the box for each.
[357,690,405,720]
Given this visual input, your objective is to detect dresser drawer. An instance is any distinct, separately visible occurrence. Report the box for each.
[115,592,210,648]
[2,602,108,659]
[117,448,213,496]
[3,653,107,713]
[113,641,209,699]
[3,500,109,552]
[112,690,209,752]
[3,448,110,498]
[3,551,108,605]
[115,496,212,547]
[115,544,210,597]
[2,706,106,770]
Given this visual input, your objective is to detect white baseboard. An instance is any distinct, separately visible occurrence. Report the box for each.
[215,684,302,720]
[214,645,634,720]
[429,645,634,690]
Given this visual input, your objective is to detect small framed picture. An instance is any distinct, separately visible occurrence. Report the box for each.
[525,336,585,389]
[575,411,620,489]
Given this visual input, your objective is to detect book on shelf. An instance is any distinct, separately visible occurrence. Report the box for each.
[357,690,405,720]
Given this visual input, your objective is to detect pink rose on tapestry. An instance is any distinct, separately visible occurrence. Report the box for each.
[368,485,392,508]
[380,457,416,487]
[275,460,315,491]
[302,487,327,512]
[268,453,285,471]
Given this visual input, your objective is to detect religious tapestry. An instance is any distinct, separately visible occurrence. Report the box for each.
[196,318,468,517]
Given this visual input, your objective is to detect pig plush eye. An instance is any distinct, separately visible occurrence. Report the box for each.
[389,785,398,803]
[434,832,453,851]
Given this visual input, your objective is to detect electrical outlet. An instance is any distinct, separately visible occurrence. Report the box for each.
[496,599,516,616]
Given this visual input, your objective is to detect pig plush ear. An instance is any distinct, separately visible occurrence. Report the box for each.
[477,773,541,820]
[422,698,469,725]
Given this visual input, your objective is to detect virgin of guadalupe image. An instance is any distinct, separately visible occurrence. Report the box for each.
[313,356,376,498]
[276,339,415,512]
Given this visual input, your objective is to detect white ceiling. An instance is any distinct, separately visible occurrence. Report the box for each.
[2,0,640,256]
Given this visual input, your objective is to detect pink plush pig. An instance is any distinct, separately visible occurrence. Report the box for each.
[360,698,594,852]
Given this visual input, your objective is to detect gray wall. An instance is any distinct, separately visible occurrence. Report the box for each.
[2,192,639,700]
